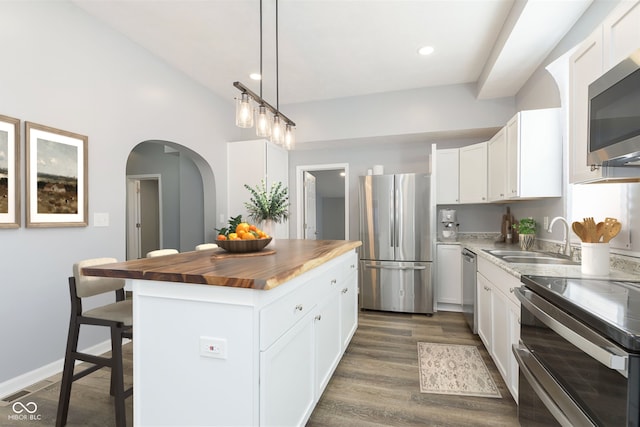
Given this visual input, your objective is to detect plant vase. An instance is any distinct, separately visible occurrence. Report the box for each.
[261,219,275,242]
[519,234,535,250]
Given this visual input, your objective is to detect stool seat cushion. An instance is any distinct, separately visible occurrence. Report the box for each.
[83,299,133,326]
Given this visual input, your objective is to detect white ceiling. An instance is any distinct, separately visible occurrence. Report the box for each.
[72,0,593,107]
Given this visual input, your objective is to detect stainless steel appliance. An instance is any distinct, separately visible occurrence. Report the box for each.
[439,209,458,241]
[514,275,640,426]
[461,248,477,334]
[359,173,432,314]
[588,48,640,167]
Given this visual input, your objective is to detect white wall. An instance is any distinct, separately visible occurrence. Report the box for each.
[0,2,237,387]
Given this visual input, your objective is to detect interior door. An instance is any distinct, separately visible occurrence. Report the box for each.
[126,176,161,259]
[303,171,317,240]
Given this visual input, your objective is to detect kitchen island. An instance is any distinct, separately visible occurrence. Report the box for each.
[83,239,361,427]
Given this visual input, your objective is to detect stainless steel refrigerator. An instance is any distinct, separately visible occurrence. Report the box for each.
[359,173,433,314]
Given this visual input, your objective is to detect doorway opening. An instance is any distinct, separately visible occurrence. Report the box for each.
[296,163,349,240]
[126,175,162,259]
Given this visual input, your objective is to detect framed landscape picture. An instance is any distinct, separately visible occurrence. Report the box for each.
[25,122,88,228]
[0,114,20,228]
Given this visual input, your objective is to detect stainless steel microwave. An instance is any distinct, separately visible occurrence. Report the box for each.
[588,48,640,167]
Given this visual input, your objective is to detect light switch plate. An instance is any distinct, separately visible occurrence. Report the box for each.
[94,213,109,227]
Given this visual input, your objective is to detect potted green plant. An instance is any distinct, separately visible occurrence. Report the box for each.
[515,217,536,250]
[244,180,289,236]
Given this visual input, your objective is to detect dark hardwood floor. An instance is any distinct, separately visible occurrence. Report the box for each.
[0,311,518,426]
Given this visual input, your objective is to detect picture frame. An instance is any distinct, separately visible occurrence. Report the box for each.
[25,122,88,228]
[0,114,20,228]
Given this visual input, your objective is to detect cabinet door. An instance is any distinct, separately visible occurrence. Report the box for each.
[459,142,488,203]
[436,148,459,204]
[487,128,507,202]
[315,292,341,396]
[506,114,519,198]
[340,273,358,349]
[569,28,604,183]
[436,244,462,306]
[507,299,520,402]
[603,0,640,69]
[476,273,492,350]
[260,312,315,427]
[490,288,509,382]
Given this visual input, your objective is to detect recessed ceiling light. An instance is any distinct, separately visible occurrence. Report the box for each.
[250,73,261,80]
[418,46,434,56]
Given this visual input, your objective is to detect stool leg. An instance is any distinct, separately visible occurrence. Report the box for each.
[56,320,80,427]
[111,326,127,427]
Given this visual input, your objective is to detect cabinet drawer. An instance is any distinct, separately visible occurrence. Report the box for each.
[477,257,520,306]
[260,281,320,351]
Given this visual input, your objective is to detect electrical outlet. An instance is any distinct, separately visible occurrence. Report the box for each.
[200,337,227,359]
[543,216,549,230]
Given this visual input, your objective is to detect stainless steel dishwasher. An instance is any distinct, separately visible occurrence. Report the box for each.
[461,248,477,334]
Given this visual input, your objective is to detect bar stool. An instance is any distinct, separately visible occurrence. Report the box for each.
[56,258,132,427]
[146,248,179,257]
[195,243,218,251]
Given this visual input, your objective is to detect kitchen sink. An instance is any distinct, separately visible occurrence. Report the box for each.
[483,249,579,265]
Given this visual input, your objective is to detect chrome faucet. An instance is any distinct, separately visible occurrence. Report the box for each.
[547,216,571,257]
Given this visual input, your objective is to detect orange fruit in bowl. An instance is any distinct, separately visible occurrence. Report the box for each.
[242,232,256,240]
[236,223,250,234]
[217,234,227,240]
[228,232,238,240]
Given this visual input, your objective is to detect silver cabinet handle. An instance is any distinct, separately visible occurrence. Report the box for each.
[295,304,303,312]
[342,288,348,294]
[483,286,491,291]
[364,265,426,271]
[509,287,515,293]
[516,288,628,375]
[315,314,322,321]
[350,264,356,269]
[331,279,337,285]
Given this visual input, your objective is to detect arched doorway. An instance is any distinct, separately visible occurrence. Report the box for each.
[125,140,216,259]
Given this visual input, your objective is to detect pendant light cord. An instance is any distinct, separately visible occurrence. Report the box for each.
[259,0,263,100]
[275,0,279,111]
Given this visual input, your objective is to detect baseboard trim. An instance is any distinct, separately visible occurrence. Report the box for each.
[0,339,113,402]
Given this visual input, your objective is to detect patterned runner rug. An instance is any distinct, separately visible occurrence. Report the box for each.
[417,342,501,398]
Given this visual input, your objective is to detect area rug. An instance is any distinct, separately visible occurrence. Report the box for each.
[417,342,501,398]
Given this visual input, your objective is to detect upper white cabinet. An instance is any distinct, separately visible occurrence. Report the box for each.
[436,148,460,204]
[487,127,507,202]
[227,139,289,238]
[603,0,640,69]
[459,142,488,204]
[506,108,562,199]
[569,0,640,184]
[569,28,604,184]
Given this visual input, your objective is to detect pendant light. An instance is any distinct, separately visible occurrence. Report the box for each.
[233,0,296,148]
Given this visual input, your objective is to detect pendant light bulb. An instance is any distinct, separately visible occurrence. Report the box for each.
[235,92,254,128]
[255,104,271,138]
[284,124,295,150]
[271,115,284,145]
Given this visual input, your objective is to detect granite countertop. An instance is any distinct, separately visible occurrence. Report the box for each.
[438,237,640,282]
[82,239,362,290]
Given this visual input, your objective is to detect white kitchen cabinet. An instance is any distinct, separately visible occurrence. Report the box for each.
[261,311,316,427]
[569,0,640,184]
[487,127,507,202]
[314,290,341,397]
[436,244,462,311]
[436,148,460,204]
[227,139,289,238]
[476,273,492,350]
[477,256,521,402]
[340,268,358,349]
[459,142,488,204]
[569,28,604,184]
[603,0,640,69]
[505,108,562,199]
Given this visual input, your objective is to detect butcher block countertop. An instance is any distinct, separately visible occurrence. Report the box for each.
[82,239,362,290]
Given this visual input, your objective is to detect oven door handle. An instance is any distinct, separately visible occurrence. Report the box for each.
[516,287,629,377]
[513,344,596,427]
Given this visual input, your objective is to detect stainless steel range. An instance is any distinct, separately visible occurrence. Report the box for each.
[514,275,640,426]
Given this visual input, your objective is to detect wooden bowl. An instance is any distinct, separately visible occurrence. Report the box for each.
[215,238,272,253]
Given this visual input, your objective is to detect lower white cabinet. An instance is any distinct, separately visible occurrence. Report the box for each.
[315,291,342,395]
[476,257,521,402]
[436,244,462,310]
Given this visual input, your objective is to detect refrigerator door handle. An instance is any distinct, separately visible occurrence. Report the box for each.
[363,265,427,271]
[394,177,400,248]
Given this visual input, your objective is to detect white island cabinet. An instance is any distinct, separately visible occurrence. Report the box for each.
[82,240,360,427]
